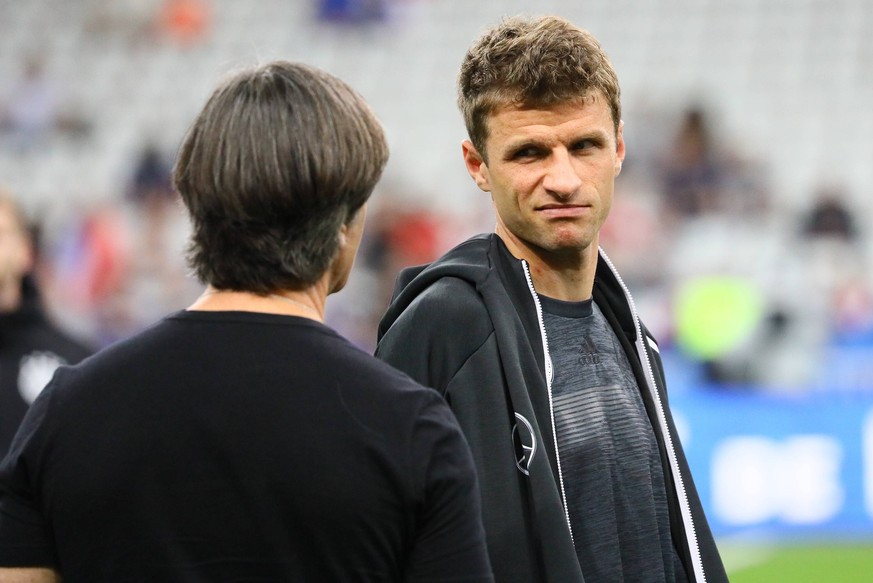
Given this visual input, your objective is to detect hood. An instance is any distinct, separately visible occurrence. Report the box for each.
[378,234,496,340]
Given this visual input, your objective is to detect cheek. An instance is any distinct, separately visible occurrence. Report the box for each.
[499,170,539,204]
[599,182,615,216]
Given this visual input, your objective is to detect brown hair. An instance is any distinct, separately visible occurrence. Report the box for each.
[173,61,388,292]
[458,15,621,159]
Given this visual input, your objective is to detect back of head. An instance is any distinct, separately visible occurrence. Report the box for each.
[173,61,389,292]
[458,15,621,158]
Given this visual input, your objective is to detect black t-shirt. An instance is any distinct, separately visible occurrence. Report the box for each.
[0,310,493,583]
[540,295,687,583]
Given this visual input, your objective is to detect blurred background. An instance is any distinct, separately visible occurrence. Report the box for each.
[1,0,872,579]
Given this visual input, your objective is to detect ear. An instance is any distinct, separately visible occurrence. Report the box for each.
[337,204,366,249]
[614,120,626,177]
[462,140,492,193]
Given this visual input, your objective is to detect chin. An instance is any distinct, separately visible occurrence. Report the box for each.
[546,232,597,253]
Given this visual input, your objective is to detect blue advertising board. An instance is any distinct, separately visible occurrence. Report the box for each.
[670,389,873,540]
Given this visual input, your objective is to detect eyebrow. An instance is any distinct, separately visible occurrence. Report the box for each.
[503,129,611,154]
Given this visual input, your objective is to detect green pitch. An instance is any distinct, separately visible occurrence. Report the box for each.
[723,542,873,582]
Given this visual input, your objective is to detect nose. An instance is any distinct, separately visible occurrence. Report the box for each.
[542,148,582,198]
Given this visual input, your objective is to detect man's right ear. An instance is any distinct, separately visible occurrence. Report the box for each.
[462,140,492,193]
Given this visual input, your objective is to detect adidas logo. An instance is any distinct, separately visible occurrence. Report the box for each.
[578,338,601,365]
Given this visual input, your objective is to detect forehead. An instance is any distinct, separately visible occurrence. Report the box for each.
[485,94,614,146]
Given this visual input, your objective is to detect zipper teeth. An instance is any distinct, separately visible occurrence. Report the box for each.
[521,260,574,547]
[598,249,706,582]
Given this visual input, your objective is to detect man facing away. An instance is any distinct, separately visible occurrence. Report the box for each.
[0,61,493,583]
[376,16,728,583]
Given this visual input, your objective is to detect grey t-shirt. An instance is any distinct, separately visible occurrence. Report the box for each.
[539,295,688,583]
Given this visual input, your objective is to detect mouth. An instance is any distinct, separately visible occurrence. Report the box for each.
[536,204,592,219]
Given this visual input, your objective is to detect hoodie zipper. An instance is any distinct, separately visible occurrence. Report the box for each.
[598,249,706,583]
[520,260,575,547]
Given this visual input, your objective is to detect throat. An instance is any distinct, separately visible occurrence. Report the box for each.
[526,254,596,302]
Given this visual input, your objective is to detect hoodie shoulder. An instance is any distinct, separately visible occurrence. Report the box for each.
[378,235,494,336]
[376,236,497,394]
[377,275,494,395]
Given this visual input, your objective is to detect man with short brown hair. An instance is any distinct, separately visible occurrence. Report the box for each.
[377,16,727,583]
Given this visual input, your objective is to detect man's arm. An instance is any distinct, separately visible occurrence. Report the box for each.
[0,568,60,583]
[403,392,493,582]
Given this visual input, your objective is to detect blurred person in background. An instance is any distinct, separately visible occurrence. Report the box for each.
[125,141,176,270]
[657,106,726,221]
[656,105,769,223]
[377,16,727,583]
[0,55,92,151]
[0,61,492,582]
[0,56,58,152]
[157,0,212,46]
[800,183,860,243]
[0,193,93,461]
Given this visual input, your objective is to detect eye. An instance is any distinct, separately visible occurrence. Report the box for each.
[509,145,543,160]
[572,138,598,151]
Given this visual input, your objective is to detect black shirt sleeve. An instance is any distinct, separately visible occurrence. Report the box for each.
[403,391,494,582]
[0,382,58,567]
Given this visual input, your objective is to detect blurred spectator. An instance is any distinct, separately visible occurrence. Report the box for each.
[129,143,173,198]
[119,144,197,344]
[0,56,58,151]
[317,0,389,23]
[831,276,873,339]
[157,0,212,46]
[84,0,157,47]
[657,105,771,224]
[0,55,92,151]
[658,106,726,220]
[47,202,130,343]
[800,184,860,243]
[125,143,177,263]
[0,193,93,459]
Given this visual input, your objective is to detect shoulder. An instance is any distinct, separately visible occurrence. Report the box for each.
[378,275,493,360]
[36,316,182,403]
[376,276,495,395]
[393,276,491,337]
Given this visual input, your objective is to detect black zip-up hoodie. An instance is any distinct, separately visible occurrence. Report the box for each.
[377,234,728,583]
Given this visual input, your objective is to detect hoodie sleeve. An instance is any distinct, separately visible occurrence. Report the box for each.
[376,276,494,398]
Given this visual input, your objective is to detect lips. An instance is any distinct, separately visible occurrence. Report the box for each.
[536,204,591,218]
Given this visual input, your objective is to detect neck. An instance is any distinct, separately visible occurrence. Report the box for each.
[188,287,325,322]
[526,258,596,301]
[498,234,599,302]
